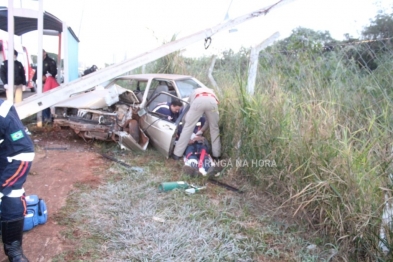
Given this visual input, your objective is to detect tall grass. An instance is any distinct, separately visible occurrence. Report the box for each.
[205,47,393,260]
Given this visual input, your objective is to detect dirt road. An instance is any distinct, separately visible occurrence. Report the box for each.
[0,126,108,262]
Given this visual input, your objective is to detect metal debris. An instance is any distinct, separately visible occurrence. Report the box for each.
[100,153,143,172]
[208,178,243,193]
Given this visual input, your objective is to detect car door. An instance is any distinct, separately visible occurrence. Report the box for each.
[139,92,188,158]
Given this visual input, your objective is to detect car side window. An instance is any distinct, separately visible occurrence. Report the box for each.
[175,79,200,98]
[136,81,147,93]
[147,81,170,112]
[147,80,169,100]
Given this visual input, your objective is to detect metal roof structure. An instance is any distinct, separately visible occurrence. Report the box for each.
[0,6,79,41]
[1,3,81,109]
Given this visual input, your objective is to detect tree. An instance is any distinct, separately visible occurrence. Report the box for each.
[274,27,336,54]
[342,12,393,71]
[361,12,393,52]
[362,13,393,40]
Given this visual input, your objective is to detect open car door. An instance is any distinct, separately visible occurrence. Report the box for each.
[139,92,187,158]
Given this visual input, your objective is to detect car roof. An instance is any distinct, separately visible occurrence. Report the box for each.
[115,74,194,81]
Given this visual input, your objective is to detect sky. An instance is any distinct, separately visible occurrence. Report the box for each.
[0,0,392,68]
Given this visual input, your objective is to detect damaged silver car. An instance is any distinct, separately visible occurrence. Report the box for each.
[53,74,207,157]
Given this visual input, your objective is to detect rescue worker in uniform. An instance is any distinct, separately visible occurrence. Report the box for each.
[153,99,183,122]
[172,87,221,161]
[0,99,34,262]
[154,99,206,144]
[0,50,27,103]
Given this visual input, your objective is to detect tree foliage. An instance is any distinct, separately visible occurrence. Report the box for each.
[362,13,393,41]
[273,27,336,54]
[361,12,393,57]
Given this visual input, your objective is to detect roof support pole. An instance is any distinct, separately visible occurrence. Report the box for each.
[7,0,15,104]
[57,32,62,84]
[36,0,44,127]
[62,21,69,84]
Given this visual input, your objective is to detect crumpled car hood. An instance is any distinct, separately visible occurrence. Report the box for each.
[54,84,134,109]
[53,83,148,152]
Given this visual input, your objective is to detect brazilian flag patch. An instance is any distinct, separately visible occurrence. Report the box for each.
[10,130,24,141]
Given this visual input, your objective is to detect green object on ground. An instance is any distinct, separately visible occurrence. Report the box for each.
[159,181,190,192]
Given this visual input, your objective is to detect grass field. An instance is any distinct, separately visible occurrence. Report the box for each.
[53,145,334,261]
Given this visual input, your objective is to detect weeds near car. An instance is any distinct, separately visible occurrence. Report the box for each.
[209,47,393,260]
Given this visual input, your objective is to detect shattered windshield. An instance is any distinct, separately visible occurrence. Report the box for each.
[175,79,200,98]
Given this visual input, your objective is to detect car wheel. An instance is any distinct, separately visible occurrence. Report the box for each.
[129,119,140,142]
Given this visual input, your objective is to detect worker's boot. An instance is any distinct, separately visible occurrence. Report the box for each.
[2,217,29,262]
[212,157,221,162]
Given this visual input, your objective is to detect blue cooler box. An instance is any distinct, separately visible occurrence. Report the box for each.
[23,195,48,231]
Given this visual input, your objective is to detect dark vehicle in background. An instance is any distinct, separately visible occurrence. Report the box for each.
[82,65,97,76]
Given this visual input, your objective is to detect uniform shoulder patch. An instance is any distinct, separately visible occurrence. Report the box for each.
[10,130,24,141]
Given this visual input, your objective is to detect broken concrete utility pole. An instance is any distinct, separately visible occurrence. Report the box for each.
[247,32,280,95]
[16,0,294,120]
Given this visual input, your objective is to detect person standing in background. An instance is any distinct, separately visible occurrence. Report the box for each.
[0,50,27,103]
[32,49,59,122]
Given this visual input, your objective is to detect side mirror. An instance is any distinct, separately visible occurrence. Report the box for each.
[138,108,147,117]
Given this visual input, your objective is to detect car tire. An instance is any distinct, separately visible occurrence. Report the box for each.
[129,119,140,143]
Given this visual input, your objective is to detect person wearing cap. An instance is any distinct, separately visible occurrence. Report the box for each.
[0,49,27,103]
[0,98,34,261]
[172,86,221,161]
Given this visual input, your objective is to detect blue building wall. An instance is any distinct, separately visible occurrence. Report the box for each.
[67,29,79,82]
